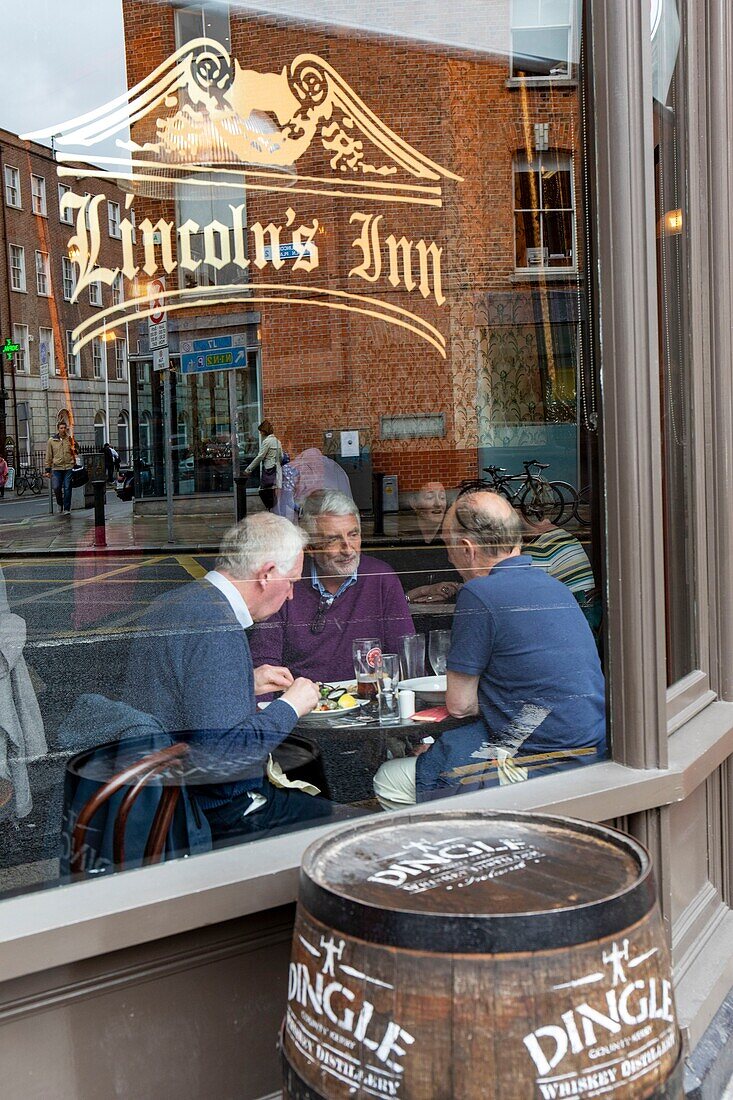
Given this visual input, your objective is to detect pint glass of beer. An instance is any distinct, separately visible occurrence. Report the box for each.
[352,638,381,699]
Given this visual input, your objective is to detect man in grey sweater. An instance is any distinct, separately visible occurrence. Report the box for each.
[122,513,324,842]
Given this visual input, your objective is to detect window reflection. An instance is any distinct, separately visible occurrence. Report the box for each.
[0,0,606,893]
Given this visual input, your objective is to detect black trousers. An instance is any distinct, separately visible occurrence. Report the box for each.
[202,779,336,845]
[259,487,276,510]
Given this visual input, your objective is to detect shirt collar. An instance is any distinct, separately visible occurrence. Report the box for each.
[310,558,358,600]
[204,570,253,630]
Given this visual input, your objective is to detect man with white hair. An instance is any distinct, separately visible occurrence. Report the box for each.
[122,513,325,840]
[250,490,414,682]
[373,490,606,808]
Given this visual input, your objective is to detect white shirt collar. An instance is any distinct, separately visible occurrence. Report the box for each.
[204,570,253,630]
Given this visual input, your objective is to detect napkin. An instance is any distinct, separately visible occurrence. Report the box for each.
[411,705,450,722]
[266,754,321,796]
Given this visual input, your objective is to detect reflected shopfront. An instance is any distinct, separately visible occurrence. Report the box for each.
[131,326,262,496]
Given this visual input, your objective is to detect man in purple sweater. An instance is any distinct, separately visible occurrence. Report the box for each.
[249,490,415,682]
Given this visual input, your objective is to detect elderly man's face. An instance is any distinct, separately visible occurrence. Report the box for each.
[310,512,362,578]
[255,551,304,621]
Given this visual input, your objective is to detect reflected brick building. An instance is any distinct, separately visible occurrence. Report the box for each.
[119,0,592,495]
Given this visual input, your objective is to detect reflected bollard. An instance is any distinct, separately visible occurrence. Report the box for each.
[92,479,107,547]
[372,471,385,537]
[234,474,248,522]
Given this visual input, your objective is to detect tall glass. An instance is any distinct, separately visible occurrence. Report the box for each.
[428,629,451,676]
[377,653,400,725]
[399,634,426,680]
[352,637,381,699]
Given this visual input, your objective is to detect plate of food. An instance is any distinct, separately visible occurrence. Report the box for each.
[305,682,367,720]
[258,682,368,720]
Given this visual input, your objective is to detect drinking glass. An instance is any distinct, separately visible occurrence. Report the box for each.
[428,629,451,676]
[352,637,381,699]
[399,634,426,680]
[377,653,400,725]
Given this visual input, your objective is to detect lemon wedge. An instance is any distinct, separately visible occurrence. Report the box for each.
[338,693,357,709]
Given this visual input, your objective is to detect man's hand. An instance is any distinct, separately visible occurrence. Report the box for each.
[281,677,320,717]
[253,664,294,696]
[407,582,459,604]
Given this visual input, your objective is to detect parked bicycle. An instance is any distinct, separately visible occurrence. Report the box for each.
[15,467,44,496]
[459,459,565,522]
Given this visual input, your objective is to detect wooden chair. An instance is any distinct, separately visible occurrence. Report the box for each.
[70,742,189,875]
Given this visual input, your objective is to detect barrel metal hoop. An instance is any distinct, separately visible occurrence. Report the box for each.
[298,869,657,953]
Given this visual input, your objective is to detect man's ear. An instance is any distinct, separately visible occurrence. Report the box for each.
[254,562,277,587]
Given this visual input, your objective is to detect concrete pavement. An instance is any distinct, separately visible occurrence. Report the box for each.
[0,487,412,553]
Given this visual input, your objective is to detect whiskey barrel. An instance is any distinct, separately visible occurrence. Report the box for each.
[282,811,683,1100]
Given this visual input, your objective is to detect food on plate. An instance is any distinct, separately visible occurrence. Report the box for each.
[314,683,359,712]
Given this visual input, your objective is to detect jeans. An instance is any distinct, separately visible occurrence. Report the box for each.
[51,469,73,511]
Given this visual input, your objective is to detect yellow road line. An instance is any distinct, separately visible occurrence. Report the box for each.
[11,554,168,608]
[175,554,207,580]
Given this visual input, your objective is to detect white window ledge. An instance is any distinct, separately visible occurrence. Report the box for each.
[0,702,732,983]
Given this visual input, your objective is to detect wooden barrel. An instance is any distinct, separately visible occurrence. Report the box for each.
[282,811,683,1100]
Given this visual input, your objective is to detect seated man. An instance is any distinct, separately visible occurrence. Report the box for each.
[249,489,414,682]
[121,513,327,842]
[373,491,606,809]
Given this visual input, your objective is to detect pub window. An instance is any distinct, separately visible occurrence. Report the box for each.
[9,244,25,292]
[514,151,575,270]
[31,173,47,216]
[65,329,80,377]
[4,164,20,208]
[0,0,606,894]
[35,250,51,296]
[58,182,73,224]
[510,0,575,80]
[13,324,29,374]
[62,256,76,301]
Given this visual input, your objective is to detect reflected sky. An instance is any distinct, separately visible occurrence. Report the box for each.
[0,0,126,159]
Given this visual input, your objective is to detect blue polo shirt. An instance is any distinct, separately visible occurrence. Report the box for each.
[416,555,606,797]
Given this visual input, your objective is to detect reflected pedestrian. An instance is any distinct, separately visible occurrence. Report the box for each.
[45,421,76,516]
[102,442,120,483]
[0,453,8,500]
[244,419,283,511]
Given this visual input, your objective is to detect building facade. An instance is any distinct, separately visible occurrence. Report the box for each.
[0,129,132,462]
[0,2,732,1099]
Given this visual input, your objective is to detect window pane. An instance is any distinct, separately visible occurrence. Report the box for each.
[515,210,542,266]
[512,27,570,77]
[514,164,541,208]
[542,162,573,209]
[654,5,697,682]
[544,210,574,266]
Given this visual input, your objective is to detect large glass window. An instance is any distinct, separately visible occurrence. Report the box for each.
[0,0,606,897]
[653,0,696,684]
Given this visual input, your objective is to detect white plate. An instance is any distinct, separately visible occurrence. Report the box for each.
[400,675,447,703]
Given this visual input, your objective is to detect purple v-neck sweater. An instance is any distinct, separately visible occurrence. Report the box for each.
[249,554,415,682]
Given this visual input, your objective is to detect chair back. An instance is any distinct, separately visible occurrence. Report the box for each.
[70,742,189,875]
